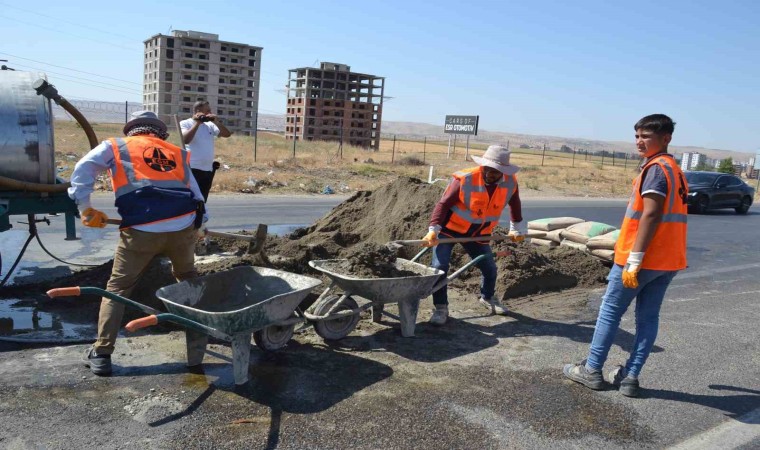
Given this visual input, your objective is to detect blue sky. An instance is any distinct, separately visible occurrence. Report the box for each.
[1,0,758,151]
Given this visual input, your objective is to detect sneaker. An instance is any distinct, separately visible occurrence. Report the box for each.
[83,347,112,376]
[479,297,508,315]
[562,359,604,390]
[429,305,449,326]
[608,365,640,397]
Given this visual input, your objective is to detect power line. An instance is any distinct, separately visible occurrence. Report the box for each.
[0,2,139,42]
[0,14,135,51]
[0,52,141,85]
[9,62,142,93]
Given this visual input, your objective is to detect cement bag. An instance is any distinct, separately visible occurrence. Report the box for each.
[586,230,620,251]
[527,217,585,232]
[530,238,559,248]
[560,239,588,251]
[561,221,617,245]
[590,248,615,262]
[545,228,565,243]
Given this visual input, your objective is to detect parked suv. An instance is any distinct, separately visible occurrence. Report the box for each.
[685,171,755,214]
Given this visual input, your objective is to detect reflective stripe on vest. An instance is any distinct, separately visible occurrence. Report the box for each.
[110,136,191,199]
[614,153,688,270]
[444,167,515,235]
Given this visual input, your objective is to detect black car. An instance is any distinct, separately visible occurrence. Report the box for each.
[685,171,755,214]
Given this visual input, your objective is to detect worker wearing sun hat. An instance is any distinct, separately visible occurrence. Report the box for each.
[421,144,526,325]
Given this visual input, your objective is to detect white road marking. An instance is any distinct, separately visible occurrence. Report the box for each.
[674,263,760,281]
[667,407,760,450]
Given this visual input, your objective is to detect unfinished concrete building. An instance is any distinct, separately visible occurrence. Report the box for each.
[142,30,262,135]
[286,63,384,150]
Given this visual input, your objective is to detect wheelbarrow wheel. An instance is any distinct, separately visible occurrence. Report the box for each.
[253,324,295,352]
[313,295,360,341]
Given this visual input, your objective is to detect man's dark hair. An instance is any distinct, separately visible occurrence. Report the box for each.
[193,100,210,112]
[634,114,675,135]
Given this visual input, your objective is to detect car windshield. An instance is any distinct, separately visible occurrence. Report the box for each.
[685,172,719,185]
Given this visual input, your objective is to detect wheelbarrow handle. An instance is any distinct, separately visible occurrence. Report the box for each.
[46,287,82,297]
[429,250,512,294]
[47,286,160,315]
[125,315,158,332]
[125,313,233,341]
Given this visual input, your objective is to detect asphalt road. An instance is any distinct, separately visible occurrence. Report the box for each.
[0,194,758,449]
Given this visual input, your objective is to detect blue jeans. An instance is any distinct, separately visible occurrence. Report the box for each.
[431,242,497,306]
[586,264,678,376]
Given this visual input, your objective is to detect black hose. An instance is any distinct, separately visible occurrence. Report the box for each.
[0,229,35,288]
[0,214,102,288]
[34,232,101,268]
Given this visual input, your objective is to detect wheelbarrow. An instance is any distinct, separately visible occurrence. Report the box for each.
[306,243,513,339]
[47,266,322,385]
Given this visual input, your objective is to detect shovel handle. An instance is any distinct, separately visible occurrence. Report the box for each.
[390,231,546,247]
[125,315,158,332]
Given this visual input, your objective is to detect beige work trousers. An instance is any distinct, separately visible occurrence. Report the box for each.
[94,225,198,355]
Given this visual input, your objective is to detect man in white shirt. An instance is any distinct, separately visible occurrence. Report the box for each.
[180,100,232,201]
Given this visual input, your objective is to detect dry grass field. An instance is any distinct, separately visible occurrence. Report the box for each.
[54,120,746,199]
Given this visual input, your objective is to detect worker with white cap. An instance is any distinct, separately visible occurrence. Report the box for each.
[421,144,526,325]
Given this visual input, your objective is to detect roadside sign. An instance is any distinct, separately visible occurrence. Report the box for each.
[444,115,479,135]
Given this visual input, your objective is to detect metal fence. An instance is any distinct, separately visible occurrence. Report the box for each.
[52,100,143,124]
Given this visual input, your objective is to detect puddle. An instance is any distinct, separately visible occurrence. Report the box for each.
[0,299,97,343]
[268,224,307,236]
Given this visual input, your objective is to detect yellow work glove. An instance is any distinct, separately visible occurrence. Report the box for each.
[422,230,439,247]
[81,207,108,228]
[622,252,644,289]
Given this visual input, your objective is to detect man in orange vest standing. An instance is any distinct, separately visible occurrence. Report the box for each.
[563,114,688,397]
[421,145,526,325]
[68,111,208,376]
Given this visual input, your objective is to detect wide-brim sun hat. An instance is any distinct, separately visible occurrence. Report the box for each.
[123,110,168,135]
[471,145,520,175]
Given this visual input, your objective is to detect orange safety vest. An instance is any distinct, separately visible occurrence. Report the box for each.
[614,153,688,270]
[443,167,516,236]
[108,135,197,229]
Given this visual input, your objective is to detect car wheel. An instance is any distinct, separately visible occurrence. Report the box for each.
[696,195,710,214]
[735,196,752,214]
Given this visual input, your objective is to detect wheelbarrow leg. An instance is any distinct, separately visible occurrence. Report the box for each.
[398,298,420,338]
[372,303,385,323]
[186,330,209,367]
[231,332,252,385]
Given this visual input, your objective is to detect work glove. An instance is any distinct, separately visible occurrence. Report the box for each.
[422,229,439,247]
[197,224,208,240]
[622,252,644,289]
[81,207,108,228]
[508,220,528,243]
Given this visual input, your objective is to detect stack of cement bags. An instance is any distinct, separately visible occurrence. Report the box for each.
[528,217,619,263]
[585,229,620,262]
[527,217,585,248]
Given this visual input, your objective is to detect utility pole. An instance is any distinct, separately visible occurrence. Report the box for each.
[464,135,470,161]
[423,136,427,163]
[253,111,258,162]
[339,117,343,159]
[447,135,452,159]
[292,116,297,158]
[125,101,128,123]
[391,135,396,163]
[572,147,576,167]
[601,151,605,166]
[541,143,546,166]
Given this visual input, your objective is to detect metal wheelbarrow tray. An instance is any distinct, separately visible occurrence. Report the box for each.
[306,258,445,339]
[48,266,321,385]
[306,247,510,340]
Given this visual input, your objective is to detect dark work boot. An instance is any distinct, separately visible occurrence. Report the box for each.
[83,347,112,376]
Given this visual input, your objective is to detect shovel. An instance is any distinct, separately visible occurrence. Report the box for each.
[387,231,546,249]
[105,218,267,255]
